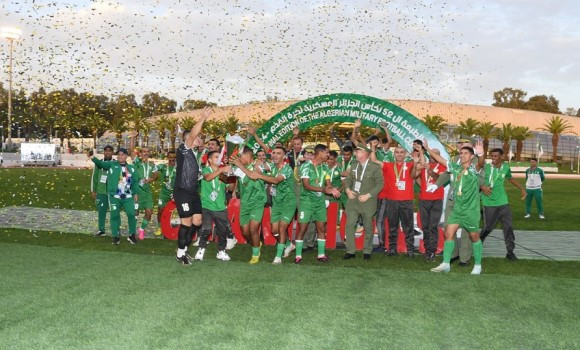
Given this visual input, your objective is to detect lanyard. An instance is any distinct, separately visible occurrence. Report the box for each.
[166,165,175,180]
[312,162,325,187]
[354,160,369,182]
[143,162,151,179]
[329,165,338,182]
[455,166,469,195]
[210,167,220,190]
[394,162,406,181]
[489,164,502,187]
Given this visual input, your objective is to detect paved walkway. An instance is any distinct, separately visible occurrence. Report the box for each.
[0,206,578,260]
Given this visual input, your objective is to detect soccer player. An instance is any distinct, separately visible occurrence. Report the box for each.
[152,151,176,236]
[479,148,527,261]
[133,147,156,240]
[195,150,233,261]
[90,148,140,245]
[230,147,267,264]
[416,147,446,262]
[174,106,213,265]
[326,150,344,208]
[425,140,486,275]
[295,144,341,264]
[252,146,296,264]
[524,158,545,219]
[370,144,417,257]
[91,145,114,237]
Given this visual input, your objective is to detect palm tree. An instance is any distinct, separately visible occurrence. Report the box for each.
[494,123,515,160]
[222,115,240,135]
[512,126,532,161]
[538,116,576,163]
[109,115,128,148]
[180,116,196,132]
[154,115,172,151]
[423,114,447,134]
[454,118,480,138]
[475,121,497,157]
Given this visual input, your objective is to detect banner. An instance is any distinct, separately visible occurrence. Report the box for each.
[21,143,56,162]
[247,93,449,159]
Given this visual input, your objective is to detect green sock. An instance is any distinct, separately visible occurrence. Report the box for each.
[317,239,326,256]
[285,240,292,248]
[252,246,260,257]
[472,240,483,265]
[295,240,304,257]
[276,243,285,258]
[141,219,149,229]
[443,240,455,263]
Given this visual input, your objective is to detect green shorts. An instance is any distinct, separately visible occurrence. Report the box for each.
[271,201,296,224]
[240,202,265,226]
[447,210,479,233]
[298,198,327,224]
[157,193,172,210]
[138,191,154,210]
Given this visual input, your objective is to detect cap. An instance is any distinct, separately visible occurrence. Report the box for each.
[356,144,371,152]
[117,148,129,155]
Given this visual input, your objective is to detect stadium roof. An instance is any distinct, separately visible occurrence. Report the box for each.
[155,99,580,136]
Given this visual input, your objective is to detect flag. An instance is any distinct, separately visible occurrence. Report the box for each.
[216,143,227,165]
[537,141,544,160]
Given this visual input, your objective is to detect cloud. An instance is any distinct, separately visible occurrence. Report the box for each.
[0,0,578,110]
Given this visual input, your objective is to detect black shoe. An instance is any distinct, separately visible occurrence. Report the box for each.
[426,253,436,262]
[185,252,194,263]
[177,255,191,265]
[458,261,470,267]
[112,237,120,245]
[372,246,386,254]
[450,256,460,264]
[363,254,371,261]
[94,230,106,237]
[342,253,356,260]
[506,252,518,261]
[127,235,137,245]
[386,249,397,256]
[407,251,415,259]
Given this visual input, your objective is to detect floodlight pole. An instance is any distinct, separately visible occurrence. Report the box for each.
[6,38,14,151]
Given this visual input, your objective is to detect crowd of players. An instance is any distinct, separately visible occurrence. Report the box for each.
[89,108,546,274]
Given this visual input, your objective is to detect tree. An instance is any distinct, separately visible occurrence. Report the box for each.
[564,107,578,116]
[475,121,497,157]
[525,95,560,114]
[494,123,515,160]
[512,126,532,161]
[455,118,480,137]
[180,115,196,131]
[422,114,447,134]
[538,116,576,163]
[154,115,174,151]
[492,88,527,109]
[109,115,128,148]
[142,92,177,118]
[182,100,217,111]
[222,115,240,135]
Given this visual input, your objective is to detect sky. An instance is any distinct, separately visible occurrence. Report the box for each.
[1,0,579,111]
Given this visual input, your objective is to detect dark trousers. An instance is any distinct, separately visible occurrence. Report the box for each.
[376,198,388,246]
[199,208,231,251]
[480,205,515,253]
[419,199,443,254]
[386,200,414,252]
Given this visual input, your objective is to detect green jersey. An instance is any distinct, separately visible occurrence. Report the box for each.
[482,163,512,207]
[133,157,155,193]
[300,161,329,203]
[155,163,176,196]
[336,155,356,173]
[238,162,267,207]
[447,161,481,214]
[201,166,227,211]
[376,148,394,162]
[91,158,114,194]
[525,167,545,190]
[270,163,295,206]
[327,165,342,189]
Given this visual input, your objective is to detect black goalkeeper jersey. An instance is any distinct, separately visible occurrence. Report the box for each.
[175,143,200,193]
